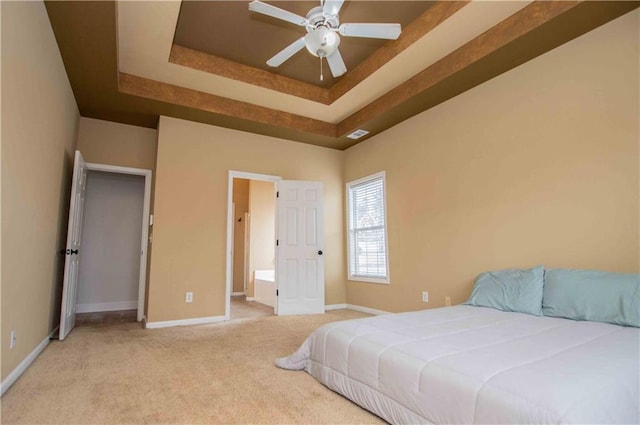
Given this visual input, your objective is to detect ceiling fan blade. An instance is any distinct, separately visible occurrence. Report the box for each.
[249,0,307,26]
[327,49,347,78]
[322,0,344,17]
[266,37,306,67]
[339,23,402,40]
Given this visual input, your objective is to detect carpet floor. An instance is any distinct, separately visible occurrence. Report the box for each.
[230,296,274,321]
[1,309,384,424]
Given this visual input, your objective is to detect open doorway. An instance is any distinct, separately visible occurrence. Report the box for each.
[225,170,326,320]
[225,171,280,320]
[59,151,151,340]
[230,177,277,320]
[75,170,145,325]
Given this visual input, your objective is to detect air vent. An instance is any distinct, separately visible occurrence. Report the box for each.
[346,129,370,140]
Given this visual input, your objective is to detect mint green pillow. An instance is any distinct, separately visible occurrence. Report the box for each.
[465,266,544,316]
[543,269,640,327]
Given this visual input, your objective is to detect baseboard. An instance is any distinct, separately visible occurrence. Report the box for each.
[324,303,389,315]
[231,292,244,296]
[1,327,58,396]
[145,315,226,329]
[346,304,390,315]
[245,297,255,302]
[325,303,348,311]
[76,301,137,313]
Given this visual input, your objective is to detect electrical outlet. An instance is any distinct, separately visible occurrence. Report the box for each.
[10,330,16,349]
[185,292,193,303]
[422,291,429,303]
[445,296,452,307]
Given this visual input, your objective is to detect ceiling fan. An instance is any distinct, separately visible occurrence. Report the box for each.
[248,0,402,81]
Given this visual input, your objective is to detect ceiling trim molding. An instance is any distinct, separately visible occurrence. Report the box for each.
[169,44,331,105]
[118,73,337,138]
[337,0,581,136]
[328,1,469,103]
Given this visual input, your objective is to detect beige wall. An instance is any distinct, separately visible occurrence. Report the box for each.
[147,116,345,322]
[232,179,249,293]
[1,1,80,380]
[247,180,276,298]
[344,10,640,313]
[76,117,158,171]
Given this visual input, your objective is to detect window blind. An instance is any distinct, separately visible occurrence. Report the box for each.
[348,174,388,281]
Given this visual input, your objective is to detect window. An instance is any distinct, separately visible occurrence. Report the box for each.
[347,171,390,284]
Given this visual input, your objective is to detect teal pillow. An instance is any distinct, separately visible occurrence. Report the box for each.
[465,266,544,316]
[543,269,640,327]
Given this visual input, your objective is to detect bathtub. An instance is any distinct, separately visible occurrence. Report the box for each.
[254,269,275,308]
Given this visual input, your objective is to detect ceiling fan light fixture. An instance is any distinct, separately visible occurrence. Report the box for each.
[304,26,340,58]
[249,0,402,79]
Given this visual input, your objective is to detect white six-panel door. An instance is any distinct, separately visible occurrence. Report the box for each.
[276,180,324,315]
[59,150,87,340]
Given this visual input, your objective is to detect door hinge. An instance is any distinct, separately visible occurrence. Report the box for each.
[276,191,279,198]
[276,289,279,296]
[276,240,279,246]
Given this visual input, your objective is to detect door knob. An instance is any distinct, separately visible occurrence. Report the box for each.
[318,250,323,255]
[70,249,79,255]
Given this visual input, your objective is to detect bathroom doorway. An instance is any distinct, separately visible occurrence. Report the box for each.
[225,170,326,319]
[229,175,277,320]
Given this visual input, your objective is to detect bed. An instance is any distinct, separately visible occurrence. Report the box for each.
[277,268,640,424]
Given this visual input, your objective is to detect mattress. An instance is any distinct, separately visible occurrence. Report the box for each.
[277,305,640,424]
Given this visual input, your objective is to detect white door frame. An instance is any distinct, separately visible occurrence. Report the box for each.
[243,212,250,295]
[230,202,235,294]
[85,162,152,322]
[225,170,281,320]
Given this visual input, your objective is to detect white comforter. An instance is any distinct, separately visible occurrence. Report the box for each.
[277,306,640,424]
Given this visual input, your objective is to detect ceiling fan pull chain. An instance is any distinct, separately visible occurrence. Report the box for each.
[320,56,324,81]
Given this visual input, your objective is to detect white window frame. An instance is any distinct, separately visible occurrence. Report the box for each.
[346,171,390,284]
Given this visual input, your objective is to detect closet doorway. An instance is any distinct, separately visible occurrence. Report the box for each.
[76,170,145,314]
[59,151,151,340]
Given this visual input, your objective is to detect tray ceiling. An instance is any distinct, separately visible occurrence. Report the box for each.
[44,1,640,150]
